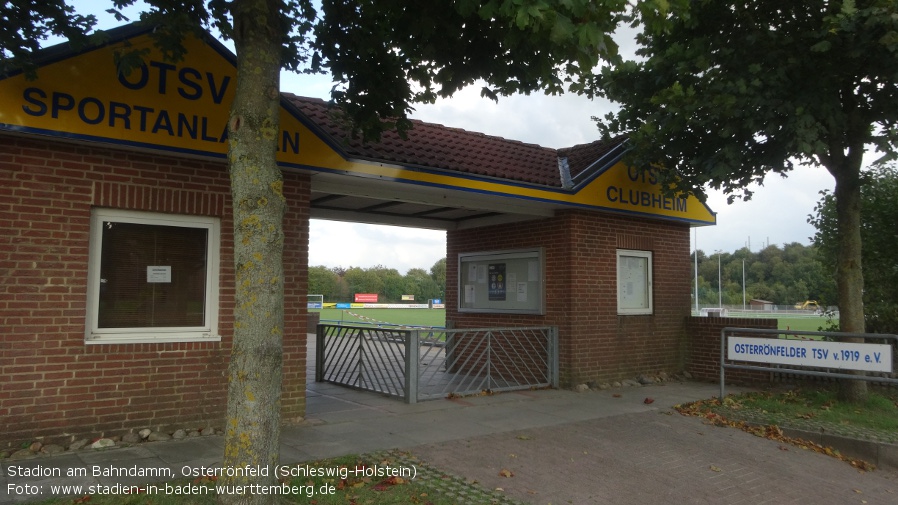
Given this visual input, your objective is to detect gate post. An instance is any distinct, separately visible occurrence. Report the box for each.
[405,330,419,404]
[720,327,727,399]
[315,324,325,382]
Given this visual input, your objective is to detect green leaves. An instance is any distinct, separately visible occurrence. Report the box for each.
[597,0,898,200]
[312,0,625,141]
[0,0,97,78]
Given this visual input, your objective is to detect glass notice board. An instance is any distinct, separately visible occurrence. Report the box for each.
[458,248,545,314]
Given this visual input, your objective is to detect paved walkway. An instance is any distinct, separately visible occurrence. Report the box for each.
[3,366,897,504]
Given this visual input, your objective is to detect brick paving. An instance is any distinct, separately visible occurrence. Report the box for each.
[409,409,898,505]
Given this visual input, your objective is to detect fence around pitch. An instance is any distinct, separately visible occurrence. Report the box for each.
[315,324,558,403]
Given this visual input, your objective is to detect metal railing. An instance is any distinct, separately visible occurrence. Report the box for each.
[316,324,558,403]
[719,327,898,398]
[417,327,559,401]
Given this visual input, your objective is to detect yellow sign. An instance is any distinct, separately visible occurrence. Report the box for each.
[574,162,714,223]
[0,25,714,226]
[1,30,235,155]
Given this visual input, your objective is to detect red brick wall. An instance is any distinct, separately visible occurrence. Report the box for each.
[446,209,692,386]
[685,316,778,384]
[0,135,309,448]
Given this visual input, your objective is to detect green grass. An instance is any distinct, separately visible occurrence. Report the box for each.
[318,308,832,332]
[718,313,835,332]
[718,387,898,436]
[776,316,834,332]
[35,453,492,505]
[316,309,831,332]
[315,308,446,327]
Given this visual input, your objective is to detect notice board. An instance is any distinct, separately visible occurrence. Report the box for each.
[458,248,544,314]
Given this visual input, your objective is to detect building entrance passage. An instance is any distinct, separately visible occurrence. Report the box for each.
[315,324,558,403]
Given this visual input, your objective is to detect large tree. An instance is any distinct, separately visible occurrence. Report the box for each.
[597,0,898,401]
[2,0,650,501]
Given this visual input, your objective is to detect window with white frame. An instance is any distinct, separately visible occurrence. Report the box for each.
[86,209,220,343]
[617,249,653,315]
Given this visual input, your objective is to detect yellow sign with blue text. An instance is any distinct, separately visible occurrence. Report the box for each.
[0,25,714,226]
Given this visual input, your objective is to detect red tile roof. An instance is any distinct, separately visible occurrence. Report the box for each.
[285,94,627,188]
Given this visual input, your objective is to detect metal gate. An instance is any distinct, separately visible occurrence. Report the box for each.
[316,324,558,403]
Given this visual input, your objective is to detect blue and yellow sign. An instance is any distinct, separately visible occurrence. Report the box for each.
[0,25,714,226]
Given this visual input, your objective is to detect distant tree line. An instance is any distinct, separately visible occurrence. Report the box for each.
[692,243,834,308]
[309,258,446,303]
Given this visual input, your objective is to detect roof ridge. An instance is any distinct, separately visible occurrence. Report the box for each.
[282,93,557,153]
[282,93,627,188]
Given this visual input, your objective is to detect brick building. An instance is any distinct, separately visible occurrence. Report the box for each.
[1,24,715,447]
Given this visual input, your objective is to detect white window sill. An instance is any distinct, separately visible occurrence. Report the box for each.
[85,333,221,345]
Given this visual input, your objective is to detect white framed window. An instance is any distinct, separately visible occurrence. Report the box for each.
[85,209,221,344]
[617,249,653,315]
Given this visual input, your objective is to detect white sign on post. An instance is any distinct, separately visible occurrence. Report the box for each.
[728,337,892,373]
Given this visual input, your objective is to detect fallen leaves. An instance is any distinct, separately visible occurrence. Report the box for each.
[372,476,407,491]
[644,397,655,404]
[498,469,515,478]
[675,399,876,472]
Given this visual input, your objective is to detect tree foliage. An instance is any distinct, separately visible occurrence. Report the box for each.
[597,1,898,201]
[311,0,636,139]
[430,257,447,289]
[0,0,98,77]
[598,0,898,402]
[308,259,447,303]
[811,165,898,333]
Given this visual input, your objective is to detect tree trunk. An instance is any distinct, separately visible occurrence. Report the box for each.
[830,159,867,403]
[220,1,286,503]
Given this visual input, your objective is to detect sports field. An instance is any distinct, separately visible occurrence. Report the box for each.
[313,308,446,327]
[718,313,836,332]
[313,308,832,331]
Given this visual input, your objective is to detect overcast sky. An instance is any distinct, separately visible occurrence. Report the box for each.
[69,1,838,274]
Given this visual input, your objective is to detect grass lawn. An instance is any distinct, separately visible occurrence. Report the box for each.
[719,387,898,434]
[720,313,835,332]
[775,315,835,332]
[692,386,898,447]
[316,308,833,332]
[677,386,898,470]
[315,308,446,327]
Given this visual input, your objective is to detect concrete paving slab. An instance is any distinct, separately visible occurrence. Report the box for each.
[75,446,156,464]
[276,444,315,466]
[148,438,225,465]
